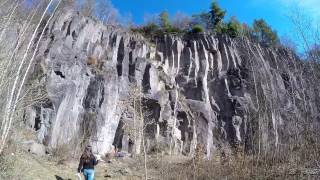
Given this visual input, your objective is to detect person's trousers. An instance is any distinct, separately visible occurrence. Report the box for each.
[83,169,95,180]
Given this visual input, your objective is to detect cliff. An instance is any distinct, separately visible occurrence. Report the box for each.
[25,9,320,157]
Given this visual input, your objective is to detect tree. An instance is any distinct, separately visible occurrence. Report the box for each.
[95,0,119,25]
[172,12,191,30]
[131,23,159,38]
[222,16,242,38]
[191,12,212,30]
[120,85,156,180]
[143,13,158,25]
[253,19,279,46]
[191,1,226,32]
[281,35,297,51]
[157,11,185,34]
[242,23,254,39]
[307,44,320,62]
[0,0,59,154]
[289,7,319,61]
[159,11,171,31]
[122,12,134,28]
[210,1,226,31]
[77,0,119,25]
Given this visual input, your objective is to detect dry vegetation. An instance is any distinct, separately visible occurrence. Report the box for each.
[154,142,320,180]
[0,141,17,179]
[1,126,319,179]
[0,1,320,180]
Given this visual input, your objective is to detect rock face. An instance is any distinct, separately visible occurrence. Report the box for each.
[26,9,320,156]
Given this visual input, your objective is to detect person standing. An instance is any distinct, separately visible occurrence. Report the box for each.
[77,145,99,180]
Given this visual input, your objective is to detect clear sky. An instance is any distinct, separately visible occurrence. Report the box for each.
[111,0,320,50]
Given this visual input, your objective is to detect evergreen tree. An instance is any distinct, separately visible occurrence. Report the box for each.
[192,12,212,30]
[159,11,171,31]
[210,1,226,31]
[253,19,279,46]
[222,16,242,38]
[191,1,226,32]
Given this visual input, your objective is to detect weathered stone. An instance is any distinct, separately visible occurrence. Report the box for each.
[29,142,46,156]
[22,9,320,157]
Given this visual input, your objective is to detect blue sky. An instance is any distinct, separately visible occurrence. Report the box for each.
[111,0,320,50]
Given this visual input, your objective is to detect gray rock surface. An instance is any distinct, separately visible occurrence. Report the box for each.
[24,9,320,157]
[29,142,46,156]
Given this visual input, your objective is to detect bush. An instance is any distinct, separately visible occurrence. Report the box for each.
[132,11,188,37]
[51,144,73,165]
[131,23,160,37]
[167,26,186,34]
[191,24,204,34]
[87,56,98,66]
[156,139,320,180]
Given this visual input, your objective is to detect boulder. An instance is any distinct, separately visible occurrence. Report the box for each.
[29,142,46,156]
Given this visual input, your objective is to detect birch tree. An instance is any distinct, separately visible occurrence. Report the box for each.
[0,0,62,154]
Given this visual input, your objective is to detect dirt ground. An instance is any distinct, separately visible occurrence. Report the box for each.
[0,129,190,180]
[3,148,190,180]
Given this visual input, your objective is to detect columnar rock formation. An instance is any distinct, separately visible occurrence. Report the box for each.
[25,9,320,156]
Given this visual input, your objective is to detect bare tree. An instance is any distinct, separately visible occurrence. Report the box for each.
[95,0,119,25]
[76,0,119,25]
[0,0,62,154]
[121,12,134,28]
[143,13,159,25]
[0,0,20,42]
[172,11,191,30]
[280,35,298,52]
[119,84,157,180]
[289,6,319,60]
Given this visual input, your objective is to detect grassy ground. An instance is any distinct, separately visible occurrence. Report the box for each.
[1,128,319,179]
[0,128,157,180]
[2,145,189,180]
[6,152,141,180]
[2,146,320,180]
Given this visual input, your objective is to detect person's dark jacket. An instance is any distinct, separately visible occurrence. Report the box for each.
[77,154,98,173]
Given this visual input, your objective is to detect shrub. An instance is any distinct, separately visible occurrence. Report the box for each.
[159,11,186,34]
[191,24,204,34]
[131,23,160,38]
[51,144,73,165]
[132,11,188,37]
[87,56,97,66]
